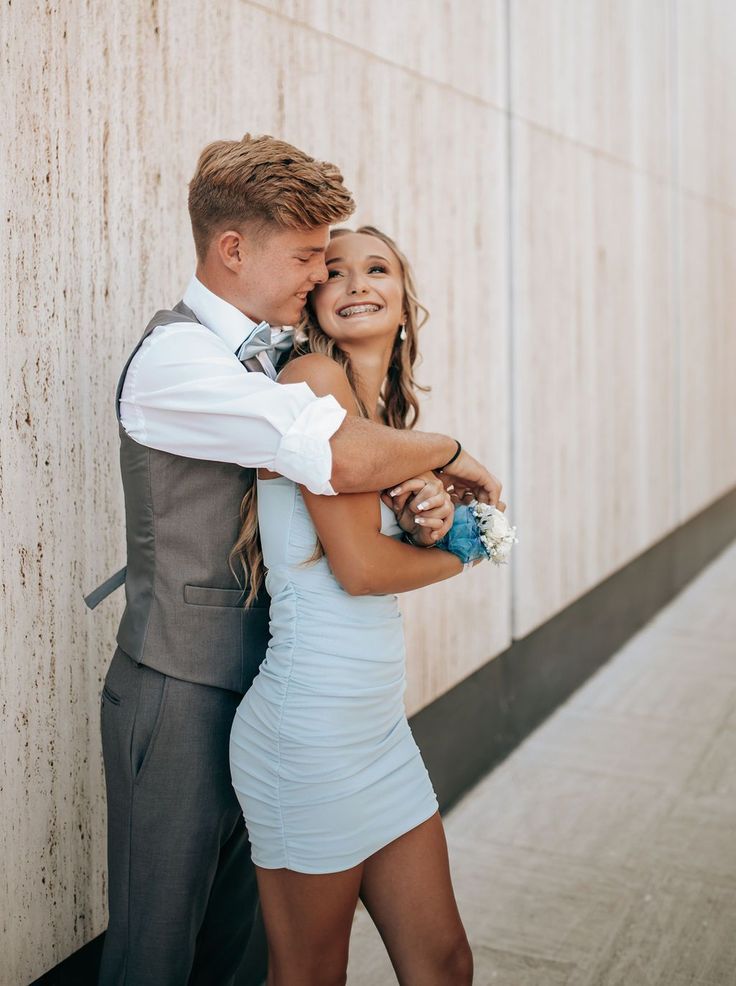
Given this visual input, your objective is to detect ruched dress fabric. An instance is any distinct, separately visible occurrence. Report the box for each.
[229,476,439,874]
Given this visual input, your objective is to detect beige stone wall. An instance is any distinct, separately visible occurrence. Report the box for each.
[1,1,735,981]
[509,0,736,636]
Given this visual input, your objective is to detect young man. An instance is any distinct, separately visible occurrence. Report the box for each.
[96,134,503,986]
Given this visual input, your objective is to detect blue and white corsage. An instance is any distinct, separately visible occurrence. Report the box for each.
[436,501,518,569]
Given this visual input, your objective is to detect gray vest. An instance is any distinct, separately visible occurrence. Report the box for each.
[112,301,269,694]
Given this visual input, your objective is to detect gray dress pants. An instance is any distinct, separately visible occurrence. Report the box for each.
[98,648,267,986]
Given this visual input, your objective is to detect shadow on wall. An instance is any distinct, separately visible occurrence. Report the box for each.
[30,936,103,986]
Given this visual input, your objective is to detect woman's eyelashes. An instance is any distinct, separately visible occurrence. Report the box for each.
[326,264,388,279]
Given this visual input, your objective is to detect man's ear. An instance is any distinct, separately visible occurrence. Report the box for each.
[216,229,248,272]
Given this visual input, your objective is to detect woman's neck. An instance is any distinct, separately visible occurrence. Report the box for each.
[340,342,393,421]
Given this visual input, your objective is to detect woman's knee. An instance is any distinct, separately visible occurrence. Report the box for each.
[438,934,474,984]
[301,958,348,986]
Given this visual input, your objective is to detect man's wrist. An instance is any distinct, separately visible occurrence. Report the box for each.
[429,435,461,473]
[436,439,462,473]
[401,531,436,549]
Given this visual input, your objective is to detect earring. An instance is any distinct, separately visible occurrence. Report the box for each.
[399,324,407,341]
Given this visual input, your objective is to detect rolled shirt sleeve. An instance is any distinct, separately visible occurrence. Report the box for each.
[119,322,346,495]
[273,392,347,495]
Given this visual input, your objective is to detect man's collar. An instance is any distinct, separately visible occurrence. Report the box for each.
[182,274,259,352]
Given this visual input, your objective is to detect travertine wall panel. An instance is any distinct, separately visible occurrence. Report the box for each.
[510,122,677,637]
[2,1,507,980]
[3,6,129,980]
[511,0,673,178]
[254,0,506,105]
[507,0,736,639]
[678,195,736,518]
[677,0,736,208]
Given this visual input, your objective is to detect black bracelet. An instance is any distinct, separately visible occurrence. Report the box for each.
[437,439,462,473]
[402,531,437,549]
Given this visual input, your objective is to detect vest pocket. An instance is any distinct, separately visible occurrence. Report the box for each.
[183,584,246,607]
[101,684,121,706]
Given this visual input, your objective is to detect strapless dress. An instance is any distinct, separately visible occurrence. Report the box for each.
[229,477,438,873]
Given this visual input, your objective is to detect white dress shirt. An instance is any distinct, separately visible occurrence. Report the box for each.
[119,275,346,495]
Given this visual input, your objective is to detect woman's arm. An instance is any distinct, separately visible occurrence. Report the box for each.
[277,355,463,595]
[305,488,463,595]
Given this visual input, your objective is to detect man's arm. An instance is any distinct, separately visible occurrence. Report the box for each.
[122,323,502,505]
[329,417,454,492]
[119,322,346,495]
[329,418,501,504]
[283,357,504,506]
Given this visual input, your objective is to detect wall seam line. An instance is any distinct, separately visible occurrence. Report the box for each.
[670,0,683,525]
[241,0,501,112]
[245,0,736,216]
[504,0,518,640]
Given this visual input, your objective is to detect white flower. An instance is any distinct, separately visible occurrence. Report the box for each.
[489,510,513,539]
[472,501,518,566]
[490,539,514,563]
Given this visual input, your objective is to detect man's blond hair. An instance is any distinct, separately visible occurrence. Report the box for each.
[188,134,355,261]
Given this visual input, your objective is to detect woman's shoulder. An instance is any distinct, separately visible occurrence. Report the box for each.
[277,352,346,385]
[277,353,358,412]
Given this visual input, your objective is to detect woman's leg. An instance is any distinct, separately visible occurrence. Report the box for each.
[359,811,473,986]
[255,862,364,986]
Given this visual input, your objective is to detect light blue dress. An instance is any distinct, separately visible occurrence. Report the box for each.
[229,476,439,874]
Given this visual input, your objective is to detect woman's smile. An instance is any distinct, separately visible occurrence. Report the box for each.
[337,302,383,318]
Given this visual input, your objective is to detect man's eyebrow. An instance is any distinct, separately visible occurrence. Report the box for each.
[295,246,327,254]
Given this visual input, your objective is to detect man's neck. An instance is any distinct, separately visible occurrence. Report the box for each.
[194,268,260,324]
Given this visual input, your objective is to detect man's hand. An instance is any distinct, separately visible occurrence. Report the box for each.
[438,450,506,510]
[381,474,454,546]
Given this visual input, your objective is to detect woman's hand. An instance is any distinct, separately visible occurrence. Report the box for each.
[381,474,454,545]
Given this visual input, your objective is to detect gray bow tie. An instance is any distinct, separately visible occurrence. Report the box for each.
[236,320,294,365]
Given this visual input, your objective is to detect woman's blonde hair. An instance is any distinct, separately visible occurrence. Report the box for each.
[230,225,430,606]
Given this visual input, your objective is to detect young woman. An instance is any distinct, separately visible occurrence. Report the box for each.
[229,226,478,985]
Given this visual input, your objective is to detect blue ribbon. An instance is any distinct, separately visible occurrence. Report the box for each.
[435,505,489,564]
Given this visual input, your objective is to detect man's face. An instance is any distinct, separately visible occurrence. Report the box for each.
[237,225,330,327]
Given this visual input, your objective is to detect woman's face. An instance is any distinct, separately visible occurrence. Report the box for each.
[311,232,405,347]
